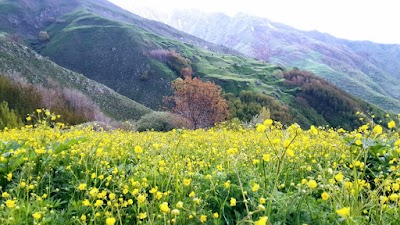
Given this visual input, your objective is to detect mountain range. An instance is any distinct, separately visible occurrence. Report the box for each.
[131,8,400,113]
[0,0,395,129]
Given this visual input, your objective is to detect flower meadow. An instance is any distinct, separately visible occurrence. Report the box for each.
[1,112,400,225]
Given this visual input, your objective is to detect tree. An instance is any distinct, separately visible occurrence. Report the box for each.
[166,77,229,129]
[39,31,50,42]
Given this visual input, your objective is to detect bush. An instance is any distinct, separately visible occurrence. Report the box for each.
[0,101,23,130]
[0,75,42,119]
[0,75,109,126]
[166,77,229,129]
[225,91,291,124]
[136,112,189,132]
[39,31,50,42]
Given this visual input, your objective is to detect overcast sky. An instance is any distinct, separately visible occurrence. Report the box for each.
[109,0,400,44]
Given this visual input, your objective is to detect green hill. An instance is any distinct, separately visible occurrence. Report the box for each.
[0,36,151,121]
[140,10,400,113]
[36,9,176,109]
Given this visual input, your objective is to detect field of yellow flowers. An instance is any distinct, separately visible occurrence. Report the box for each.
[0,113,399,225]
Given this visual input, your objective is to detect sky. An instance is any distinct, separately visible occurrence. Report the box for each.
[109,0,400,44]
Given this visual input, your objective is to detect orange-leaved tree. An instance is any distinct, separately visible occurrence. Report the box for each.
[165,77,229,129]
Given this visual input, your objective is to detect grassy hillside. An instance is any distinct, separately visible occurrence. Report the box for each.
[31,10,284,110]
[36,9,176,109]
[0,36,151,121]
[0,0,238,55]
[30,9,387,129]
[144,10,400,113]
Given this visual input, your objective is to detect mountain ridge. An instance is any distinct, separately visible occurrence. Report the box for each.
[131,8,400,113]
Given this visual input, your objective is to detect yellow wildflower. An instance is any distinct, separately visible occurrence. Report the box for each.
[106,217,116,225]
[193,197,201,204]
[388,120,396,129]
[263,154,271,162]
[77,183,87,191]
[5,199,16,208]
[230,197,236,206]
[336,207,350,217]
[82,199,91,206]
[89,188,99,198]
[137,194,146,204]
[32,212,42,220]
[80,214,87,221]
[139,212,147,219]
[160,202,170,213]
[392,183,400,191]
[109,193,116,200]
[6,173,12,181]
[389,193,399,201]
[286,149,295,157]
[224,181,231,189]
[134,145,143,154]
[321,192,329,200]
[373,125,383,134]
[200,215,207,223]
[252,183,260,192]
[283,140,291,148]
[335,172,344,182]
[263,119,273,126]
[256,124,267,133]
[310,125,318,135]
[254,216,268,225]
[94,200,103,207]
[183,178,191,186]
[156,191,163,200]
[307,180,318,189]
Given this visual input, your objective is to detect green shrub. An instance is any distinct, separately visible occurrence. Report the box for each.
[0,75,42,118]
[0,101,23,129]
[0,75,109,126]
[136,112,189,132]
[225,91,292,124]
